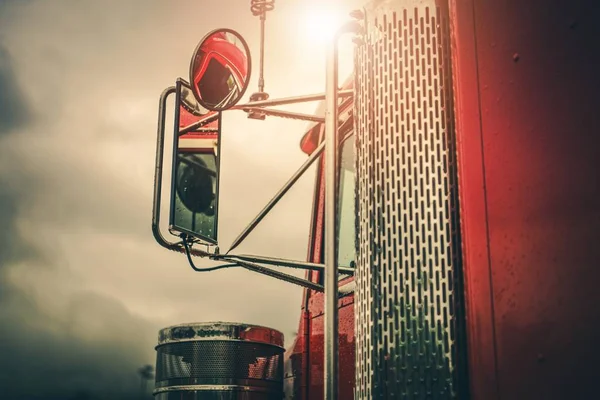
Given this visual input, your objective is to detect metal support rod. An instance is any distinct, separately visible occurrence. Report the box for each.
[324,33,340,400]
[232,89,353,109]
[180,128,218,134]
[151,86,210,257]
[152,86,176,232]
[324,21,362,400]
[227,139,326,254]
[224,254,355,275]
[240,107,325,123]
[219,256,324,292]
[259,13,266,93]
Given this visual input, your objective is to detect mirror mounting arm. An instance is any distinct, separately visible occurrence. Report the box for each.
[225,253,355,275]
[234,90,353,109]
[212,254,324,292]
[241,108,325,123]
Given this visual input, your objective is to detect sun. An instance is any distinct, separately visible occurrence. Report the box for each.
[301,4,349,45]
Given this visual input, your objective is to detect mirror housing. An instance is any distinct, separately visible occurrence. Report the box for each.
[169,79,221,245]
[189,28,252,111]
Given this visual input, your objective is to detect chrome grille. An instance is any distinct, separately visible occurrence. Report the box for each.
[354,1,467,398]
[153,322,284,399]
[155,341,283,384]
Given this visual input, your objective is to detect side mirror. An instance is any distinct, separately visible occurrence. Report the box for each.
[190,28,252,111]
[169,79,221,244]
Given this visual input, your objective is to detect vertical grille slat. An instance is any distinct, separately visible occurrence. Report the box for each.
[354,1,467,398]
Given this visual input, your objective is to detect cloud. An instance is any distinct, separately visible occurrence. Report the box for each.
[0,43,37,298]
[0,0,371,397]
[0,2,176,398]
[0,0,318,398]
[0,51,157,400]
[0,289,158,399]
[0,46,30,136]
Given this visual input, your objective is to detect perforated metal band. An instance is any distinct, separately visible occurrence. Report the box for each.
[154,322,284,397]
[354,1,468,398]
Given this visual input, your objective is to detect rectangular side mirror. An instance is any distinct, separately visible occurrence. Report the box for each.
[169,79,221,245]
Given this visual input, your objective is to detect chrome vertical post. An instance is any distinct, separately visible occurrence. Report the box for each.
[324,20,362,400]
[324,33,340,400]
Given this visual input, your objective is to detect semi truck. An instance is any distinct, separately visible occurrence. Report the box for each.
[150,0,600,398]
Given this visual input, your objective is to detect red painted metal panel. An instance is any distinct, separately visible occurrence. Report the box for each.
[306,296,355,400]
[285,150,326,400]
[287,132,357,398]
[284,310,310,399]
[455,0,600,398]
[303,150,356,399]
[450,0,500,398]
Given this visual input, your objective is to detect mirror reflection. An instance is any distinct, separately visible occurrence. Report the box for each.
[169,79,220,244]
[189,29,251,111]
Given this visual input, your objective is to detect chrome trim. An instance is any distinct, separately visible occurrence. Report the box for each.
[153,384,274,394]
[157,321,284,347]
[154,336,283,348]
[324,20,362,400]
[324,33,340,400]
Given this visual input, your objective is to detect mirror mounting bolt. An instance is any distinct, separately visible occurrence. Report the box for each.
[247,92,270,120]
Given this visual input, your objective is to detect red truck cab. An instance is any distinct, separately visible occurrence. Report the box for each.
[153,0,600,398]
[285,0,600,399]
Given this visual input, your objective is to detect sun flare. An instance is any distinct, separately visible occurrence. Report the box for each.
[301,5,348,45]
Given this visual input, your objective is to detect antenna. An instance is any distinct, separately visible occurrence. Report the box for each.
[248,0,275,119]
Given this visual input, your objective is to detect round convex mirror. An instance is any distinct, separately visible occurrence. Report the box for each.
[189,29,251,111]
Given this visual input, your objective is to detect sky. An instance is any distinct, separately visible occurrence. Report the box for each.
[0,0,360,398]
